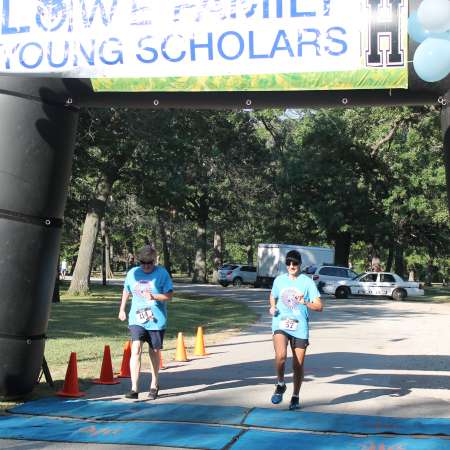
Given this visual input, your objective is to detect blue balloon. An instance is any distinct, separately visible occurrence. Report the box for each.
[413,38,450,82]
[409,12,429,43]
[409,11,450,43]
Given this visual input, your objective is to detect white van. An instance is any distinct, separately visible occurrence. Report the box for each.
[256,243,335,287]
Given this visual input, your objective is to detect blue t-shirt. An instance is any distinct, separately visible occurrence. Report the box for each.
[271,273,320,339]
[124,266,173,330]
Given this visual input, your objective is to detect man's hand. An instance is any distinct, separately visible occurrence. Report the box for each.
[269,306,277,316]
[118,310,126,321]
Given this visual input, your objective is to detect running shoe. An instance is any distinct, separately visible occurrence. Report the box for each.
[271,383,286,404]
[289,396,300,410]
[125,390,138,399]
[148,386,159,400]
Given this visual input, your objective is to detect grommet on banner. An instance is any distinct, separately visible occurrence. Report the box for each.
[341,97,348,105]
[245,99,252,106]
[65,98,73,106]
[44,219,51,226]
[153,99,159,106]
[438,96,447,106]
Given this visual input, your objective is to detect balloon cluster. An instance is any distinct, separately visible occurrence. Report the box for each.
[409,0,450,82]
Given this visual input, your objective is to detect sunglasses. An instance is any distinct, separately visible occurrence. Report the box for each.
[286,260,299,267]
[140,260,154,265]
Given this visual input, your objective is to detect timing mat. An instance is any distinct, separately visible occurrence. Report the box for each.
[1,398,449,449]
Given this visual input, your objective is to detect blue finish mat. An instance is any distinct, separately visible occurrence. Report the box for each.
[2,414,450,450]
[0,415,240,450]
[232,429,450,450]
[245,407,450,436]
[5,398,450,449]
[11,397,248,425]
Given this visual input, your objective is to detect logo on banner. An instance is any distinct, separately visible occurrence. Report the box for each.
[366,0,405,67]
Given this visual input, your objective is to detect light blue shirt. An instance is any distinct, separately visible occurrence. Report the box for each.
[271,273,320,339]
[124,266,173,330]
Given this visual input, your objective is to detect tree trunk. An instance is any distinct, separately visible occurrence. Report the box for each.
[333,232,351,267]
[187,256,193,278]
[68,174,112,295]
[386,241,394,272]
[193,222,207,282]
[192,201,208,283]
[246,243,254,265]
[101,217,107,286]
[105,229,114,279]
[393,245,405,278]
[425,260,434,286]
[157,209,172,274]
[212,230,223,283]
[52,260,60,303]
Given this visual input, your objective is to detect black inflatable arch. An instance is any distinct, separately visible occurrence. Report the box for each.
[0,31,449,397]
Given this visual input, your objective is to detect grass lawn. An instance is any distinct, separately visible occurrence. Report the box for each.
[411,284,450,303]
[0,282,258,410]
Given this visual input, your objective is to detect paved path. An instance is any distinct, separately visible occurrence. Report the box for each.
[3,282,450,449]
[88,283,450,418]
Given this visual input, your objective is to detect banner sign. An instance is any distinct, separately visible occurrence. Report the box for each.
[0,0,408,91]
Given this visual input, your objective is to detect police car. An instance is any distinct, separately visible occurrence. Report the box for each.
[322,272,424,300]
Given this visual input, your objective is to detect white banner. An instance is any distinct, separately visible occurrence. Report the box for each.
[0,0,408,90]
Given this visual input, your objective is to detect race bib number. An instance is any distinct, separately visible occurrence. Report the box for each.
[135,308,153,324]
[280,318,298,331]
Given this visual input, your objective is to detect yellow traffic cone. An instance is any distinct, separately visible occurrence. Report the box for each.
[194,326,207,356]
[175,332,188,361]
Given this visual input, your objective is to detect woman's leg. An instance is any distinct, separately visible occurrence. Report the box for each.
[273,333,288,382]
[291,343,307,396]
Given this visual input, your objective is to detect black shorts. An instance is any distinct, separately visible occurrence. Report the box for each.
[129,325,165,350]
[274,330,309,349]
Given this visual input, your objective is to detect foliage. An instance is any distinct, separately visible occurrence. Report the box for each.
[62,106,450,282]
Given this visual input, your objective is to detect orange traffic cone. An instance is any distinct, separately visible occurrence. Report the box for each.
[194,326,207,356]
[93,345,120,384]
[159,352,165,370]
[175,332,188,362]
[118,341,131,378]
[57,352,85,397]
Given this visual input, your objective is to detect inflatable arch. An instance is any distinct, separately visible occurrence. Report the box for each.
[0,0,449,397]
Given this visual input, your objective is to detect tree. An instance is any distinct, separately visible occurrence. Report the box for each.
[68,108,139,295]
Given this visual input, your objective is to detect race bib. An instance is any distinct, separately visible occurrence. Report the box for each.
[280,318,298,331]
[135,308,153,324]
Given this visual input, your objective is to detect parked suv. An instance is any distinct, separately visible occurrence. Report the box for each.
[218,264,257,287]
[304,265,358,291]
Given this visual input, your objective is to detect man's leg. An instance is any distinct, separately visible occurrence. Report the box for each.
[130,340,143,392]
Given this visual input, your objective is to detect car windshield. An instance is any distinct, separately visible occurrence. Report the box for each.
[352,273,363,280]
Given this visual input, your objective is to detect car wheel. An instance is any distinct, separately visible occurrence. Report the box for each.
[392,288,407,301]
[335,286,350,299]
[233,277,243,287]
